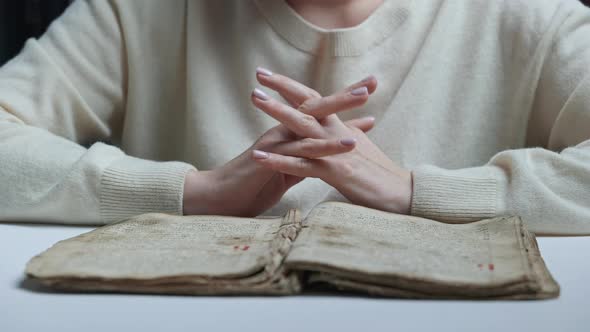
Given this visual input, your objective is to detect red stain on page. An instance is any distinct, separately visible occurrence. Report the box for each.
[242,245,250,251]
[477,263,495,271]
[233,245,239,250]
[233,245,250,251]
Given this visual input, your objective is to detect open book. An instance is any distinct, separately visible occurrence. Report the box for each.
[26,202,559,299]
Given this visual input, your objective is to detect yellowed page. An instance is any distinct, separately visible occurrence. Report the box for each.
[26,210,302,295]
[285,202,558,298]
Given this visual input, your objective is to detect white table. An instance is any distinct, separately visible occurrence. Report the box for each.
[1,223,588,332]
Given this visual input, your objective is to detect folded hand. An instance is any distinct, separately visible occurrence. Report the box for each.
[251,70,413,215]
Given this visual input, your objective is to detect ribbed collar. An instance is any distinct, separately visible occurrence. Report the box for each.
[253,0,410,57]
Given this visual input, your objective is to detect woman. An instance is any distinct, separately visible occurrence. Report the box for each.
[0,0,589,235]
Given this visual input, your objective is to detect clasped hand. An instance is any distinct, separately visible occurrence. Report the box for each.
[183,69,412,217]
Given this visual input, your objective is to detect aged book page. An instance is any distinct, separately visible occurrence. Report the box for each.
[285,202,559,299]
[26,210,302,295]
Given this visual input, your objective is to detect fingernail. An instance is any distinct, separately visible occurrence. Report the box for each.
[340,138,357,147]
[351,87,368,96]
[365,116,376,122]
[253,150,270,159]
[256,67,273,77]
[361,75,375,83]
[253,88,269,101]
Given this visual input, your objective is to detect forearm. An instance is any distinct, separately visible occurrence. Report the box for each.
[411,6,590,234]
[410,141,590,235]
[0,115,195,224]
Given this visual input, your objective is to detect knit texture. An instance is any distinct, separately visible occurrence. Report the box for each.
[100,158,195,224]
[1,0,590,234]
[411,166,499,223]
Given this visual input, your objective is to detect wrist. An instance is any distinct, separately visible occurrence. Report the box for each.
[395,169,413,215]
[183,170,216,215]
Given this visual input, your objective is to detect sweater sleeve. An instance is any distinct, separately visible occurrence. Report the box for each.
[410,1,590,235]
[0,0,195,225]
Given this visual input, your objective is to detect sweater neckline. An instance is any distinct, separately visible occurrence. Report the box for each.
[253,0,411,57]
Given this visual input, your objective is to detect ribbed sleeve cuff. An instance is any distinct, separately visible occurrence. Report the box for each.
[410,165,506,223]
[100,156,196,223]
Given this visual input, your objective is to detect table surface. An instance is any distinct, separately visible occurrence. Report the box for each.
[1,223,588,332]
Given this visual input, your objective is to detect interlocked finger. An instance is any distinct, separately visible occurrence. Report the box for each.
[256,68,321,108]
[251,88,324,138]
[344,116,376,133]
[252,151,328,179]
[274,137,357,159]
[257,67,377,105]
[344,74,378,95]
[297,86,369,119]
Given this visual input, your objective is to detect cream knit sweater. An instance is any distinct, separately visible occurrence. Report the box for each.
[1,0,590,235]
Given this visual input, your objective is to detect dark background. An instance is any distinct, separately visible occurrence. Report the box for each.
[1,0,590,66]
[0,0,72,65]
